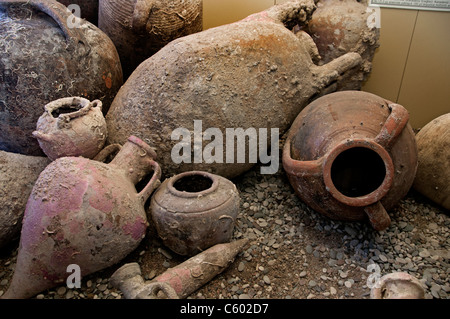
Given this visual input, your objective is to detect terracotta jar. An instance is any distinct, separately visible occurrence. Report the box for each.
[150,171,240,256]
[33,97,107,161]
[413,113,450,210]
[1,136,161,299]
[99,0,203,78]
[106,0,363,179]
[283,91,418,231]
[57,0,99,25]
[0,0,123,156]
[306,0,380,90]
[0,151,50,249]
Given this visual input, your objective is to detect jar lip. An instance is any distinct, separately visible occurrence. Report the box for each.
[45,96,91,116]
[127,135,157,159]
[322,139,394,207]
[168,171,219,198]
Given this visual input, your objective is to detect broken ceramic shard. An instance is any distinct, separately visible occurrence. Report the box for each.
[105,0,363,179]
[306,0,380,90]
[371,272,425,299]
[1,136,161,299]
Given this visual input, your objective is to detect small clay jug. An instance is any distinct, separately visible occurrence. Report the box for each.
[1,136,161,299]
[0,151,50,249]
[150,171,240,256]
[33,97,107,161]
[57,0,99,25]
[413,113,450,210]
[283,91,418,231]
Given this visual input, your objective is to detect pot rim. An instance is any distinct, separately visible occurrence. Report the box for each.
[167,171,219,198]
[322,138,395,207]
[45,97,91,116]
[127,135,157,160]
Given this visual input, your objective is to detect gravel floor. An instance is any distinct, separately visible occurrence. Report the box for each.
[0,162,448,300]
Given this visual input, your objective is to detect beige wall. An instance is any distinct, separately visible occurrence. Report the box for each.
[202,1,450,129]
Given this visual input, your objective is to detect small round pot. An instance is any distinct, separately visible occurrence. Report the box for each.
[150,171,240,256]
[33,97,107,160]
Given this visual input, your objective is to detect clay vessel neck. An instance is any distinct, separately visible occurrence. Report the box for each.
[110,136,157,185]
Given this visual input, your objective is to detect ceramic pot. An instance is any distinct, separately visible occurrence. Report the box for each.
[1,136,161,299]
[0,0,123,156]
[0,151,50,249]
[413,113,450,210]
[283,91,418,231]
[99,0,203,78]
[33,97,107,161]
[306,0,380,90]
[150,171,240,256]
[106,0,363,179]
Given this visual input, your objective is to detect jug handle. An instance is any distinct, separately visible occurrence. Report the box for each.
[374,103,410,149]
[364,201,391,231]
[93,144,122,163]
[137,159,162,204]
[282,135,324,177]
[2,0,88,52]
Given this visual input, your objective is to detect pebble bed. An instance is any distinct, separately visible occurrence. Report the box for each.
[0,163,448,300]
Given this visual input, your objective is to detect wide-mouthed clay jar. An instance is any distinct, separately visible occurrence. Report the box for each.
[283,91,418,231]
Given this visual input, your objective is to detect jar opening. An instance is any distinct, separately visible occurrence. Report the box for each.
[173,174,214,193]
[330,147,386,198]
[51,105,81,118]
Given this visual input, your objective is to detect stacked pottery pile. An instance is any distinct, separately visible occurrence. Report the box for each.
[1,0,427,301]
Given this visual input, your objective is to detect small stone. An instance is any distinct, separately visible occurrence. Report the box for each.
[97,284,107,292]
[163,260,171,268]
[344,281,352,288]
[299,271,307,278]
[330,287,337,295]
[57,286,67,295]
[308,280,317,288]
[238,262,245,272]
[239,294,251,299]
[263,276,271,285]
